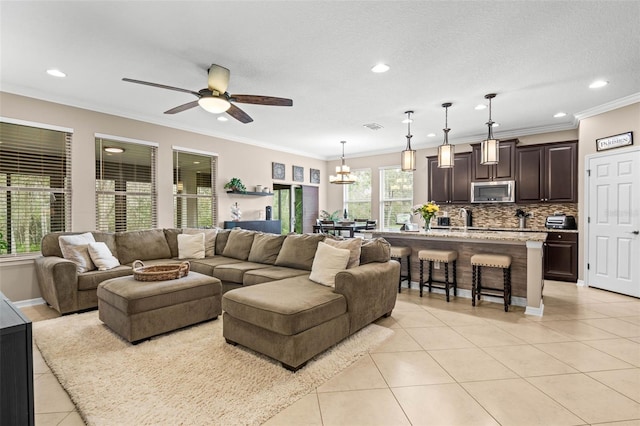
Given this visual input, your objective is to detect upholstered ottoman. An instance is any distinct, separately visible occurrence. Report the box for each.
[97,272,222,343]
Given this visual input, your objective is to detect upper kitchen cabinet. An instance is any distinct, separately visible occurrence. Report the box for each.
[471,139,517,181]
[427,153,472,204]
[516,140,578,203]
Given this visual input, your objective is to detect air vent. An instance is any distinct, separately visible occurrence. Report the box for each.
[363,123,384,131]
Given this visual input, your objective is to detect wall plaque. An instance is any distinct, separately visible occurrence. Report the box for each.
[596,131,633,151]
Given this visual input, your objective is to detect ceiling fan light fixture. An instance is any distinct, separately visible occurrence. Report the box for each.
[401,110,416,172]
[481,93,500,165]
[198,96,231,114]
[330,141,357,185]
[438,103,455,168]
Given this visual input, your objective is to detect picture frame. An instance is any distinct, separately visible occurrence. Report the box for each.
[272,162,285,180]
[293,165,304,182]
[596,131,633,151]
[310,168,320,184]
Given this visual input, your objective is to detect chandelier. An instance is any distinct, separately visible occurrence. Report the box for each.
[329,141,357,184]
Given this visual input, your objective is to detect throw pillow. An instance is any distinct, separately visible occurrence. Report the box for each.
[274,233,326,270]
[323,237,362,268]
[247,233,286,264]
[183,228,217,257]
[214,229,232,255]
[58,232,96,273]
[309,242,350,287]
[87,242,120,271]
[222,228,256,260]
[115,229,172,265]
[360,238,391,264]
[177,233,205,259]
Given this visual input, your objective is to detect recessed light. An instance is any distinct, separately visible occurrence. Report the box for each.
[104,147,124,153]
[475,104,487,110]
[46,69,66,78]
[427,133,436,137]
[589,80,608,89]
[371,63,390,73]
[554,112,567,118]
[217,116,228,122]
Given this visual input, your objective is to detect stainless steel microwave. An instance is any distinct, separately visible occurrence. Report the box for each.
[471,180,515,203]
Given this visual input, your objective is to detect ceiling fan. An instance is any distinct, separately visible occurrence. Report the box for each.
[122,64,293,123]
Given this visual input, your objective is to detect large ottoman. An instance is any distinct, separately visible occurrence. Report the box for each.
[97,271,222,343]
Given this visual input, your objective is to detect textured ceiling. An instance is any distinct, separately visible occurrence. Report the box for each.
[1,1,639,160]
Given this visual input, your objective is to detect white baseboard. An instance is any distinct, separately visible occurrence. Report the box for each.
[13,297,46,308]
[576,279,586,287]
[401,281,527,307]
[525,301,545,317]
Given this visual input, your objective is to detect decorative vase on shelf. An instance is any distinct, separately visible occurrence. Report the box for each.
[230,202,242,221]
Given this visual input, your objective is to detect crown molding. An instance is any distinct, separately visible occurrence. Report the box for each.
[574,92,640,121]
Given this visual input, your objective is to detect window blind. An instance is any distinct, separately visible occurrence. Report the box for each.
[380,167,413,229]
[344,169,372,220]
[95,137,157,232]
[0,121,72,255]
[173,150,217,228]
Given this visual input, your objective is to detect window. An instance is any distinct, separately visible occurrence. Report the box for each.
[0,120,72,255]
[380,167,413,229]
[173,148,217,228]
[95,136,157,232]
[343,169,372,220]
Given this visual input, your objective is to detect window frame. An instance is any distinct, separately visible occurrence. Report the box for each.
[379,166,414,229]
[342,168,372,220]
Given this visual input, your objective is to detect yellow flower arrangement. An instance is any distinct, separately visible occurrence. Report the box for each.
[413,201,440,228]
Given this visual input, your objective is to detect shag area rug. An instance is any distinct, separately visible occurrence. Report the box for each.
[33,311,393,425]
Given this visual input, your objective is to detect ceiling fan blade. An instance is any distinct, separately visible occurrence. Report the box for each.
[122,78,201,97]
[164,100,199,114]
[230,94,293,107]
[207,64,230,94]
[226,103,253,123]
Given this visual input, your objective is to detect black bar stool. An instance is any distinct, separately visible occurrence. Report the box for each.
[418,249,458,302]
[471,254,512,312]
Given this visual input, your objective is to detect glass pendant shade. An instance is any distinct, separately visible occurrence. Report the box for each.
[438,143,454,168]
[198,96,231,113]
[330,141,356,184]
[480,93,499,165]
[400,111,416,171]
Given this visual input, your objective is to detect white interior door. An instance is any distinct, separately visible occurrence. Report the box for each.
[587,147,640,297]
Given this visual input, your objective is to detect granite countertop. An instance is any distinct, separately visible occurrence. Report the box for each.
[373,228,548,243]
[431,226,579,234]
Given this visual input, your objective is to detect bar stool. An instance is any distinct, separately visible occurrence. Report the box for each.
[390,246,411,293]
[418,249,458,302]
[470,254,512,312]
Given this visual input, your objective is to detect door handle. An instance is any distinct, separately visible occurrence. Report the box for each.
[631,230,639,235]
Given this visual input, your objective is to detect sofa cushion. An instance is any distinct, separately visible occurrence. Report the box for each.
[222,229,256,260]
[243,266,309,287]
[214,229,232,255]
[163,228,182,258]
[88,242,120,271]
[309,242,350,287]
[247,233,286,265]
[213,262,271,284]
[360,237,391,264]
[323,237,362,269]
[222,277,347,335]
[59,232,97,273]
[274,233,325,271]
[188,256,242,276]
[177,233,205,259]
[77,265,132,291]
[115,229,172,265]
[183,228,217,257]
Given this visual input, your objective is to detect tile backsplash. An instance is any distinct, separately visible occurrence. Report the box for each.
[436,203,578,229]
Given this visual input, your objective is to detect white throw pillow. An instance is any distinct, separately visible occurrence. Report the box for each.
[177,233,205,259]
[309,241,350,287]
[183,228,217,257]
[323,237,362,269]
[58,232,96,273]
[87,242,120,271]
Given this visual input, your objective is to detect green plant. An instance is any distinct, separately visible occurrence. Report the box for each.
[224,177,246,193]
[319,209,341,221]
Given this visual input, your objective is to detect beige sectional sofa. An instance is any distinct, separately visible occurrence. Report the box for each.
[36,227,399,369]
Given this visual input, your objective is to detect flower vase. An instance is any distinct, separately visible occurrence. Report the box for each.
[424,216,432,231]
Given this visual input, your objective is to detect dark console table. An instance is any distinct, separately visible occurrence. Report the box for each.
[223,220,282,234]
[0,292,34,426]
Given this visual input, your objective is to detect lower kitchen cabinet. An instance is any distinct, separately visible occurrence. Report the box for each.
[544,232,578,282]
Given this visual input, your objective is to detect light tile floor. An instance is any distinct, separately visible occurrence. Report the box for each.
[22,281,640,425]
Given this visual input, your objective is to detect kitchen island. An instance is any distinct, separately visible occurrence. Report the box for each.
[372,228,547,316]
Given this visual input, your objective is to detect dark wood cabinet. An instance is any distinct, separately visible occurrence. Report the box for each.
[516,140,577,203]
[224,220,282,234]
[544,232,578,282]
[428,153,471,204]
[471,139,517,181]
[1,292,34,426]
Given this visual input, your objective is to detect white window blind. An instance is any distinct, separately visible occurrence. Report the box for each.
[380,167,413,229]
[343,169,372,220]
[0,121,72,255]
[173,149,217,228]
[95,137,157,232]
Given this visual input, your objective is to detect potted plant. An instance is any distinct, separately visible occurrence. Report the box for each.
[224,178,247,193]
[515,208,532,228]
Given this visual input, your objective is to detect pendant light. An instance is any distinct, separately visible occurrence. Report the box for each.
[481,93,499,165]
[330,141,357,184]
[437,102,454,168]
[400,111,416,171]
